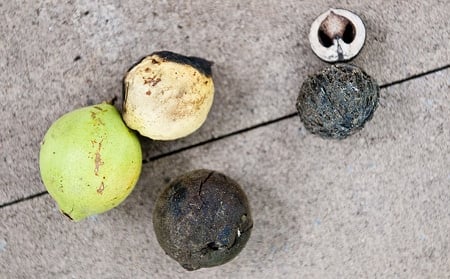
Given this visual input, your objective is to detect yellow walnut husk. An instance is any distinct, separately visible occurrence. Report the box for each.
[123,54,214,140]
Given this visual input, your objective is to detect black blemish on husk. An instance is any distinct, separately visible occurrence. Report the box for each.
[152,51,213,77]
[296,64,379,139]
[62,211,73,220]
[122,51,213,107]
[153,169,253,271]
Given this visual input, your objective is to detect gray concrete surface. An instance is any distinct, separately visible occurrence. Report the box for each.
[1,69,449,278]
[1,0,449,204]
[1,1,450,278]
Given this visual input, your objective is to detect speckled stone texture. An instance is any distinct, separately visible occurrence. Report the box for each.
[0,1,449,278]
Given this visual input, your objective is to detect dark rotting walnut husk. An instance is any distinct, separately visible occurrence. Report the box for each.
[153,169,253,271]
[296,64,379,139]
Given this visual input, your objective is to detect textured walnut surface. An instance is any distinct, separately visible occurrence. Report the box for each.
[297,64,379,139]
[153,170,252,270]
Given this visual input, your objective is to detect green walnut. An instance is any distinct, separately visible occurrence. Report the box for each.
[39,103,142,221]
[153,169,253,271]
[123,51,214,140]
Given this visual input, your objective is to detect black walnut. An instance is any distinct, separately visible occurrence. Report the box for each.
[296,64,379,139]
[153,169,253,271]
